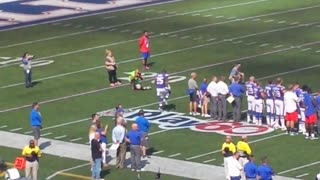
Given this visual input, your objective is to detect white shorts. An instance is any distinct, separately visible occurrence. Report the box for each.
[156,88,167,97]
[298,108,305,122]
[274,99,284,116]
[247,96,255,111]
[254,99,263,113]
[266,99,274,114]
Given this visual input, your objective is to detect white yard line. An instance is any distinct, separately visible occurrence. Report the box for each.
[0,125,8,129]
[316,50,320,53]
[273,45,283,48]
[252,18,261,21]
[264,19,274,23]
[103,16,116,20]
[295,173,309,178]
[246,42,256,45]
[70,137,83,142]
[9,127,22,132]
[0,0,270,48]
[301,48,311,51]
[54,135,67,139]
[168,153,181,157]
[153,150,164,155]
[1,18,318,88]
[203,159,216,163]
[278,21,287,24]
[278,161,320,174]
[41,132,52,137]
[185,133,285,160]
[2,40,320,113]
[46,162,91,180]
[260,43,269,47]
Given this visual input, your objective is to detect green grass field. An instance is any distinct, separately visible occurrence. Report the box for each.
[1,0,320,179]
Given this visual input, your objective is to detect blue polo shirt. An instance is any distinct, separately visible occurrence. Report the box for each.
[315,95,320,111]
[229,83,244,97]
[257,164,274,180]
[30,109,42,127]
[126,130,142,145]
[244,162,258,178]
[304,93,316,116]
[136,116,150,133]
[97,128,107,144]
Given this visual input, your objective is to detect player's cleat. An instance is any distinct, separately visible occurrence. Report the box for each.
[204,114,210,118]
[193,112,200,116]
[189,112,193,115]
[144,66,150,70]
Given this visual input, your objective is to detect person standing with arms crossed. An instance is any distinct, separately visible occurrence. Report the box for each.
[139,31,150,70]
[135,110,150,158]
[217,76,229,121]
[105,49,121,87]
[126,123,144,172]
[257,156,274,180]
[227,152,242,180]
[187,72,199,116]
[30,102,42,146]
[222,136,236,180]
[112,118,126,169]
[22,52,34,88]
[22,140,41,180]
[244,155,258,180]
[229,77,245,122]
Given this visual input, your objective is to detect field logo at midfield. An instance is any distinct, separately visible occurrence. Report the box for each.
[98,109,274,136]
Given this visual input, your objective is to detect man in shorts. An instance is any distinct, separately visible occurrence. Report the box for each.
[30,102,42,146]
[284,84,299,135]
[188,72,199,116]
[135,110,150,158]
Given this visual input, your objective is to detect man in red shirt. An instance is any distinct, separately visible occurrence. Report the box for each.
[139,31,150,70]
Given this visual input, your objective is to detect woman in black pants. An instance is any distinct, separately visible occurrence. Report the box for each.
[105,49,121,87]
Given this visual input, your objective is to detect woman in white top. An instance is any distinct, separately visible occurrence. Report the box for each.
[89,124,97,146]
[105,49,121,87]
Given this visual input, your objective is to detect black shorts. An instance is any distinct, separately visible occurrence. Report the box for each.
[189,92,197,102]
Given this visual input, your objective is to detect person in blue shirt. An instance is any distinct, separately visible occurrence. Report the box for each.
[244,155,258,180]
[135,110,150,158]
[30,102,42,146]
[229,78,245,121]
[200,78,210,117]
[303,87,318,139]
[97,123,108,167]
[315,90,320,136]
[126,123,143,171]
[257,156,274,180]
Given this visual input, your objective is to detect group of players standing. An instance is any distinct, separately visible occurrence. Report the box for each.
[245,76,320,139]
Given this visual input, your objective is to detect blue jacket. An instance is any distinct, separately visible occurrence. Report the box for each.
[229,83,244,97]
[30,109,42,126]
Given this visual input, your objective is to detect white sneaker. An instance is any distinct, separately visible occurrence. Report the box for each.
[204,114,211,118]
[281,127,287,131]
[131,169,135,172]
[193,112,200,116]
[201,114,205,117]
[189,112,193,115]
[305,136,310,139]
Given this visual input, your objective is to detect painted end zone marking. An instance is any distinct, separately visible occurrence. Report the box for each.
[168,153,181,158]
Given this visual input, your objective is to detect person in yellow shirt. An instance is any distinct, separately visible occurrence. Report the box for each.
[22,140,41,180]
[236,135,252,180]
[128,69,151,90]
[221,136,236,180]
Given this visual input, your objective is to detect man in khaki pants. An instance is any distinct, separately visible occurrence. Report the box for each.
[22,140,41,180]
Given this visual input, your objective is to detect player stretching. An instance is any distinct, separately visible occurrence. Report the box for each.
[264,80,275,127]
[273,78,286,130]
[253,81,264,125]
[155,70,170,112]
[245,76,256,123]
[139,31,150,70]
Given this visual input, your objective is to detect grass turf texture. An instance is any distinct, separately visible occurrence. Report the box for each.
[1,0,320,179]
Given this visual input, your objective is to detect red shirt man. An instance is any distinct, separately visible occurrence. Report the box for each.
[139,31,150,70]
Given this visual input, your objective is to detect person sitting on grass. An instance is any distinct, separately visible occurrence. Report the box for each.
[128,69,151,90]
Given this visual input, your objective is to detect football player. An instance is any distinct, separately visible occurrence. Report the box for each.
[253,81,264,125]
[273,78,286,130]
[154,70,170,111]
[264,80,275,127]
[245,76,256,123]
